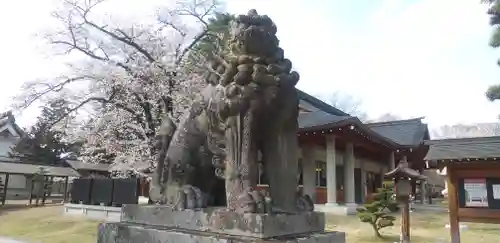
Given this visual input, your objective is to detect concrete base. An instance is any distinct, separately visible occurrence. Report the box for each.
[98,222,346,243]
[64,203,122,222]
[315,203,359,215]
[121,205,326,238]
[98,205,346,243]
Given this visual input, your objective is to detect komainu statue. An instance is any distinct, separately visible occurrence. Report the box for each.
[149,9,314,214]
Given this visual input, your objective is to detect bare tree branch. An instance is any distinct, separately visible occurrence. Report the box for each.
[323,92,368,120]
[17,76,93,109]
[48,88,118,128]
[14,0,222,167]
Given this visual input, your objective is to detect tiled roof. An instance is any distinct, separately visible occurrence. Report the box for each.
[424,136,500,161]
[298,111,353,129]
[109,160,151,172]
[296,89,349,116]
[297,111,399,148]
[296,90,429,148]
[296,89,429,147]
[65,160,110,172]
[367,118,429,146]
[385,161,428,180]
[0,161,80,177]
[0,111,26,137]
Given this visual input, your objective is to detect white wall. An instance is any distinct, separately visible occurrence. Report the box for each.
[300,145,389,172]
[0,138,17,157]
[0,123,26,191]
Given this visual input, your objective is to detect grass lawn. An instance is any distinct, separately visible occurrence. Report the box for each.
[1,205,500,243]
[0,205,99,243]
[327,211,500,242]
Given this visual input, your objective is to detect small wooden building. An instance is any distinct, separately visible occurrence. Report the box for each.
[65,159,111,178]
[0,161,80,204]
[425,136,500,243]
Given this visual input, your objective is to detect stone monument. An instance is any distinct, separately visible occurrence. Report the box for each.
[98,9,346,243]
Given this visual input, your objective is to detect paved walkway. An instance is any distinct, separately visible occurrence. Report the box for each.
[0,237,31,243]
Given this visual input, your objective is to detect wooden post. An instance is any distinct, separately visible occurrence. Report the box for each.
[411,180,416,200]
[1,173,10,205]
[63,177,69,202]
[140,178,144,196]
[400,196,410,243]
[28,178,34,205]
[41,176,49,205]
[47,176,54,197]
[447,167,461,243]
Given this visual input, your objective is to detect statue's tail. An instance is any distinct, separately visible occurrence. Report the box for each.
[149,116,177,203]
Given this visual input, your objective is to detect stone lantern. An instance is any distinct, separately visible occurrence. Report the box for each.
[385,159,428,243]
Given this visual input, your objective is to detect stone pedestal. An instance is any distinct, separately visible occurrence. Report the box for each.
[98,205,346,243]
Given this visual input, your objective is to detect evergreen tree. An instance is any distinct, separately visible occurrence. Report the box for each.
[188,12,235,65]
[10,99,81,165]
[356,182,398,238]
[484,1,500,101]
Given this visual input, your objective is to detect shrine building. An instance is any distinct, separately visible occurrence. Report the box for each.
[256,89,431,215]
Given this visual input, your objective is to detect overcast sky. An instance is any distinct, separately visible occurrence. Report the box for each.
[1,0,499,129]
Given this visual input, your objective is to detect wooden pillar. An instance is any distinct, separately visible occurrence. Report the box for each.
[47,176,54,197]
[1,173,9,205]
[447,167,461,243]
[411,180,417,201]
[389,151,396,170]
[360,160,366,203]
[140,178,146,196]
[63,177,69,202]
[41,176,49,206]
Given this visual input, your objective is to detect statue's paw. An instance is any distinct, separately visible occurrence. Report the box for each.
[296,194,314,212]
[148,185,164,204]
[176,185,207,210]
[234,189,272,214]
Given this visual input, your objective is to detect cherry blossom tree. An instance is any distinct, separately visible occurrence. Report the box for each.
[13,0,224,170]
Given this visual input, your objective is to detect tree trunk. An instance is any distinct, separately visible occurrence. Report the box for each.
[372,223,382,238]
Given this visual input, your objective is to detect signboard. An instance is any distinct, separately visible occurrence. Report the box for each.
[463,179,488,207]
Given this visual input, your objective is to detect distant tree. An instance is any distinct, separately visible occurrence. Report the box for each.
[322,92,368,121]
[431,123,500,139]
[10,99,81,165]
[365,113,403,123]
[356,182,398,238]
